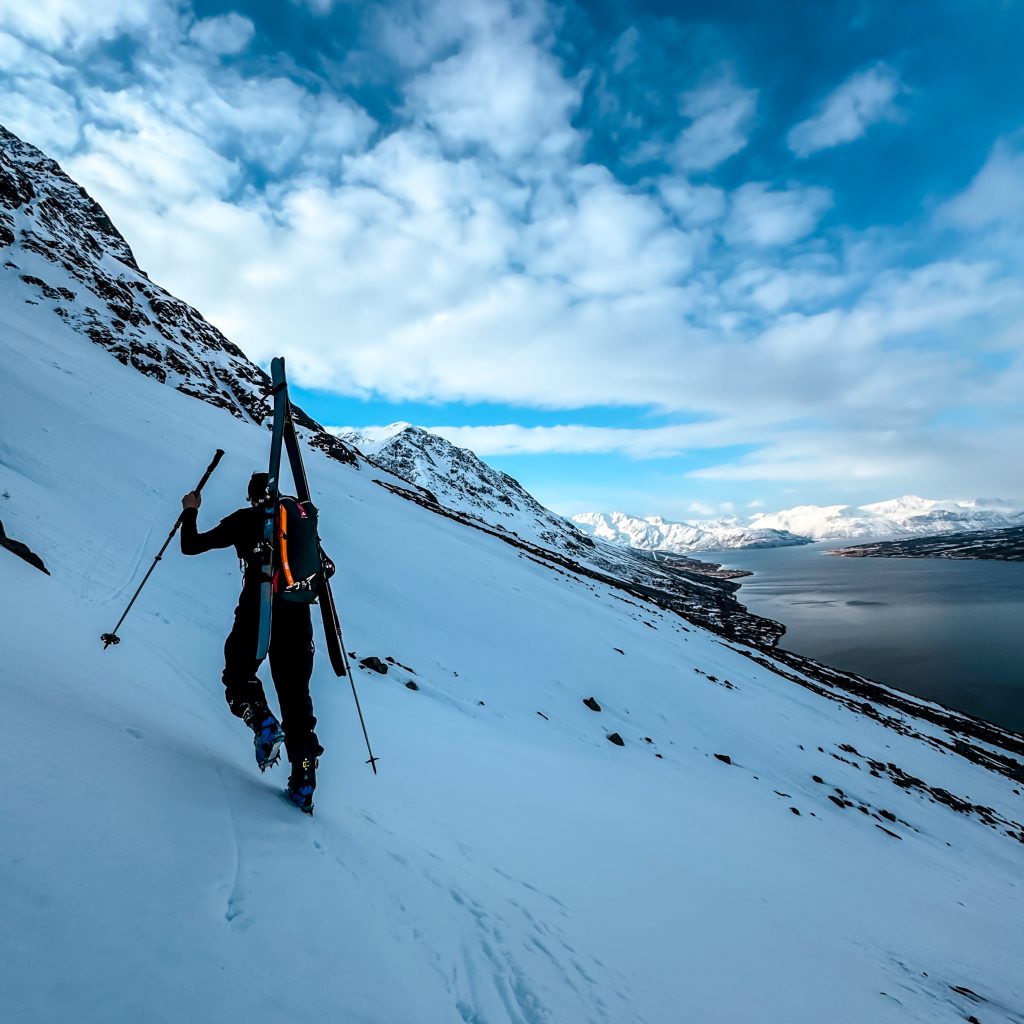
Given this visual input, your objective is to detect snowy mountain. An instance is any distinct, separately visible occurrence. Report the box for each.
[750,496,1023,541]
[0,124,356,469]
[3,124,1024,1024]
[335,422,588,554]
[573,510,810,552]
[573,496,1024,552]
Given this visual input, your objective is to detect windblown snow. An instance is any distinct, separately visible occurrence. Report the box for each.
[2,125,1023,1024]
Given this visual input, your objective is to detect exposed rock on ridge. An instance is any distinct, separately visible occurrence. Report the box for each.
[0,124,355,467]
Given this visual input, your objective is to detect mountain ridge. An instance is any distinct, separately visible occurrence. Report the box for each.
[0,123,357,468]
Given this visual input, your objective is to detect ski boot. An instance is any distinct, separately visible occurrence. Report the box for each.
[243,705,285,772]
[285,756,318,815]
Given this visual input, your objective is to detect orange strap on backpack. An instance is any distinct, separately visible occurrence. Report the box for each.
[277,501,295,589]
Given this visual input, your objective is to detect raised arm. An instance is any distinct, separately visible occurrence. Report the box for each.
[179,493,241,555]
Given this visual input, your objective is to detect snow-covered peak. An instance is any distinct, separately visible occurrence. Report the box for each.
[575,496,1024,551]
[572,510,809,553]
[752,498,1023,540]
[335,422,589,554]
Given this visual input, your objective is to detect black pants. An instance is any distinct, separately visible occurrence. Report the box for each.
[222,585,321,764]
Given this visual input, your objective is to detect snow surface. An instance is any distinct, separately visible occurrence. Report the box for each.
[3,270,1024,1023]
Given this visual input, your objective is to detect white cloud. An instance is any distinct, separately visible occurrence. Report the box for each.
[403,6,583,164]
[724,183,833,247]
[788,63,903,158]
[2,0,1021,511]
[0,0,174,50]
[188,13,255,56]
[673,72,757,172]
[330,420,749,458]
[940,137,1024,229]
[657,178,726,227]
[722,260,850,312]
[688,425,1024,500]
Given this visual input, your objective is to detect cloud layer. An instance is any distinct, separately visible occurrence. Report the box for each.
[0,0,1021,509]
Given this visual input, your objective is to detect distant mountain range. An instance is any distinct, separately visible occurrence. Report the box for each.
[334,422,1024,554]
[574,498,1024,553]
[573,511,811,552]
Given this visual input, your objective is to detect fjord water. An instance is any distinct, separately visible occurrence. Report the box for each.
[715,542,1024,734]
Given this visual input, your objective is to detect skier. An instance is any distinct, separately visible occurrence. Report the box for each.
[180,472,322,812]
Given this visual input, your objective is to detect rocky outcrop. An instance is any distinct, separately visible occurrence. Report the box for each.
[0,124,355,467]
[831,526,1024,561]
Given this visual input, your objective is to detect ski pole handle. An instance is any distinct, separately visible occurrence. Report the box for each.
[176,449,225,525]
[194,448,225,496]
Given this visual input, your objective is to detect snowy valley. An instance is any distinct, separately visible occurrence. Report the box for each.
[2,125,1023,1024]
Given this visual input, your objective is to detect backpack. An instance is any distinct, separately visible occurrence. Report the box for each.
[274,496,334,603]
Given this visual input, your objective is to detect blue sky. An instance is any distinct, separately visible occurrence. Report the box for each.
[2,0,1023,518]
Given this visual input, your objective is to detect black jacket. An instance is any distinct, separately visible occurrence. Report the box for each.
[180,506,265,586]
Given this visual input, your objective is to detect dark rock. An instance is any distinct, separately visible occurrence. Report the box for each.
[655,753,663,759]
[612,647,624,655]
[0,520,49,575]
[950,986,981,1000]
[714,753,732,765]
[607,732,625,746]
[359,656,388,674]
[536,711,548,720]
[644,737,653,744]
[405,680,418,691]
[583,697,601,712]
[827,795,846,809]
[790,807,801,815]
[812,775,824,784]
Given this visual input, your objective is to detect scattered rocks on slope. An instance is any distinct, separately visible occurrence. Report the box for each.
[583,697,602,712]
[607,732,625,746]
[714,753,732,765]
[359,656,389,674]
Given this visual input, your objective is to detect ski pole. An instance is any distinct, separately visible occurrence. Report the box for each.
[101,449,225,648]
[337,639,379,774]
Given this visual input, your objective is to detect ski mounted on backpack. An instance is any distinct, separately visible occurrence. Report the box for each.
[258,356,379,774]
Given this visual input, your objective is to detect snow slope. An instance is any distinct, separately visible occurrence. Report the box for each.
[2,131,1024,1024]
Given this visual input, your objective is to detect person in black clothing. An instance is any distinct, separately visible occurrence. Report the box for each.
[180,472,322,811]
